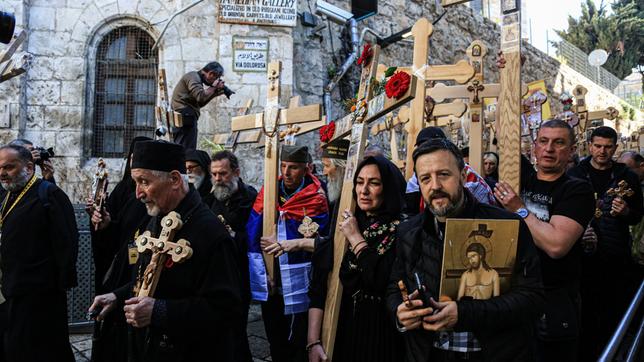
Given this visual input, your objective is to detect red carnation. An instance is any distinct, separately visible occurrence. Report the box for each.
[319,121,336,143]
[356,43,373,67]
[385,71,411,99]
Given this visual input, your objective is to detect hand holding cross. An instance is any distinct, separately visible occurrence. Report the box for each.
[606,180,634,216]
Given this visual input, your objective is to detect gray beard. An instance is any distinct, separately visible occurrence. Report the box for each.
[1,168,31,192]
[212,177,239,201]
[326,175,342,203]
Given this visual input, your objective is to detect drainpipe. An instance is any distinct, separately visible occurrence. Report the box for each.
[323,18,359,123]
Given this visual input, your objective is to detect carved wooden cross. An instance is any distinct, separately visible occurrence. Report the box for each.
[521,89,548,142]
[321,43,418,360]
[134,212,193,297]
[154,69,174,141]
[440,0,524,191]
[606,180,634,216]
[230,61,322,282]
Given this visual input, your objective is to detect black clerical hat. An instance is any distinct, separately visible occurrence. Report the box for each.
[415,126,446,146]
[281,145,309,163]
[131,140,186,173]
[322,139,350,160]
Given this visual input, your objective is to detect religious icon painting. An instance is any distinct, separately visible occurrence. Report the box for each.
[439,219,519,302]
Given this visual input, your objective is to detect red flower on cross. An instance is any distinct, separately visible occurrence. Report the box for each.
[356,43,373,67]
[385,71,411,100]
[319,121,336,143]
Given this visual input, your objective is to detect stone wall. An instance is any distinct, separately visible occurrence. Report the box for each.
[0,0,639,201]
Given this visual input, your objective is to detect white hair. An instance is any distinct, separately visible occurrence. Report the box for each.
[149,170,189,192]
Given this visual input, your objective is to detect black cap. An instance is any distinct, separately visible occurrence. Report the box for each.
[415,126,446,146]
[281,145,310,163]
[322,139,350,160]
[185,149,211,171]
[131,140,186,173]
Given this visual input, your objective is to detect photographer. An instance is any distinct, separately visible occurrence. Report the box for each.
[9,139,55,184]
[171,61,233,150]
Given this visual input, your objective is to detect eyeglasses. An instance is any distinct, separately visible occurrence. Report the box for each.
[186,164,202,173]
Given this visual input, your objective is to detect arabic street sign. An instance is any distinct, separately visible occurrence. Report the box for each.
[233,36,269,73]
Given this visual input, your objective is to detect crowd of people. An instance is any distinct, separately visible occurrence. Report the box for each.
[0,62,642,362]
[0,117,641,362]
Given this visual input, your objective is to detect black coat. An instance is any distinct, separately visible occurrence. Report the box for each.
[387,191,544,362]
[568,158,643,260]
[113,189,243,362]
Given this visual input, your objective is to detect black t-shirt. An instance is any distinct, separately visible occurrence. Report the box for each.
[588,165,613,197]
[521,173,594,289]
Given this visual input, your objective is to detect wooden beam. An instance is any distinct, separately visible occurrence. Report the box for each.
[0,30,26,65]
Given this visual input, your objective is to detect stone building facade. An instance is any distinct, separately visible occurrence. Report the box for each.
[0,0,638,202]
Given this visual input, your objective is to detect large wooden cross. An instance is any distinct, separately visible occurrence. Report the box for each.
[321,41,417,360]
[230,61,322,282]
[370,106,410,170]
[212,99,262,150]
[134,212,193,297]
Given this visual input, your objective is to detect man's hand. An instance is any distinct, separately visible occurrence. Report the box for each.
[264,238,300,257]
[494,181,524,212]
[123,296,155,328]
[611,197,630,216]
[40,159,55,180]
[85,198,95,216]
[308,344,328,362]
[260,233,277,250]
[89,293,117,321]
[422,298,458,331]
[581,226,598,253]
[396,283,434,331]
[91,208,111,231]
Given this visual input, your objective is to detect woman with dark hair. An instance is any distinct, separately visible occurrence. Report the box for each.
[308,155,406,362]
[483,151,499,190]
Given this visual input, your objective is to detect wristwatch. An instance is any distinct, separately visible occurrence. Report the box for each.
[516,208,529,219]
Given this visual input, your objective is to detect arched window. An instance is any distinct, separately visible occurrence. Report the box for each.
[92,26,157,157]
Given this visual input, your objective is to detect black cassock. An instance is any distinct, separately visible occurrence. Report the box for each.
[91,192,150,362]
[0,178,78,362]
[113,188,243,362]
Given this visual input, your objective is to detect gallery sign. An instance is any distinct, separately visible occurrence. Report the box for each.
[219,0,298,27]
[233,36,269,72]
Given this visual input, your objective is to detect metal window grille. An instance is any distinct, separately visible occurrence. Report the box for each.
[92,27,158,158]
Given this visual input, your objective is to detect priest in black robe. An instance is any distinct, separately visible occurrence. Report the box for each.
[88,136,151,362]
[185,149,214,205]
[209,150,257,362]
[89,140,242,362]
[0,145,78,362]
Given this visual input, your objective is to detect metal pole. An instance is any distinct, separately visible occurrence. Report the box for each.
[626,315,644,362]
[599,280,644,362]
[151,0,205,51]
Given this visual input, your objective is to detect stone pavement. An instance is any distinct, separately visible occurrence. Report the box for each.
[70,303,272,361]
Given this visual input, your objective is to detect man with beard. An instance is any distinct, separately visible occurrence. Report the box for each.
[89,140,242,361]
[87,136,152,362]
[494,120,595,361]
[388,138,544,361]
[209,150,257,362]
[8,138,56,183]
[171,62,229,149]
[185,149,214,205]
[405,127,496,216]
[0,145,78,362]
[247,144,329,362]
[567,126,642,360]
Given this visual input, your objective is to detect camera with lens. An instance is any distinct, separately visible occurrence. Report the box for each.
[222,85,235,99]
[0,11,16,44]
[33,146,55,165]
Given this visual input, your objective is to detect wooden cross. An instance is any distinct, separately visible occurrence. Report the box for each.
[212,99,262,150]
[321,43,418,360]
[134,212,193,297]
[521,89,548,142]
[606,180,634,216]
[0,30,30,83]
[155,69,174,141]
[230,61,322,283]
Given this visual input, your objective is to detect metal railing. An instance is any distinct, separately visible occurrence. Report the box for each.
[599,280,644,362]
[68,205,95,333]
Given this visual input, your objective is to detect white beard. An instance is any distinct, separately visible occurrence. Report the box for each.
[326,175,342,203]
[189,174,204,189]
[141,198,161,216]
